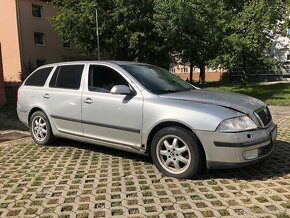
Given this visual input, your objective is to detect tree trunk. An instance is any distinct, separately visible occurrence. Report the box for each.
[189,58,193,84]
[242,55,246,77]
[241,55,248,87]
[199,62,205,87]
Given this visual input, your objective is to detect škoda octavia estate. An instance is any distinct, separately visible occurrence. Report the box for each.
[17,61,277,178]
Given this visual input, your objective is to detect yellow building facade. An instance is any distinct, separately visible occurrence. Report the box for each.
[0,0,86,82]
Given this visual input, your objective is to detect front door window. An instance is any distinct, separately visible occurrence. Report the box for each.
[88,65,128,93]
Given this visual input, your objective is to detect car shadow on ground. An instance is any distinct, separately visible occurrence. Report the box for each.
[54,138,152,163]
[0,114,28,131]
[52,139,290,181]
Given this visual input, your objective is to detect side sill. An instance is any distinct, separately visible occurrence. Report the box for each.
[58,129,145,154]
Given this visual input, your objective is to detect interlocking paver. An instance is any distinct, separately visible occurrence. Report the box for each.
[0,115,290,217]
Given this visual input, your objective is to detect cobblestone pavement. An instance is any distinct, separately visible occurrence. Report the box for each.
[0,115,289,218]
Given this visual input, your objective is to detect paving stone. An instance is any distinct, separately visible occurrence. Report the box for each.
[0,115,290,217]
[0,131,29,143]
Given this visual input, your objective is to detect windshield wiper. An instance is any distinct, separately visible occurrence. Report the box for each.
[183,87,196,91]
[150,89,179,94]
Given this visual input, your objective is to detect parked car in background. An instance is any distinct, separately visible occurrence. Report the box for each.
[17,61,277,178]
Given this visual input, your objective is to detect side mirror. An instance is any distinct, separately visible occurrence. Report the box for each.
[110,85,132,95]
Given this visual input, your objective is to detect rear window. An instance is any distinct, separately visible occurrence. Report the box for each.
[24,67,53,86]
[49,65,84,90]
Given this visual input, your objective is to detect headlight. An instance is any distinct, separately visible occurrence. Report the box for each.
[217,116,257,132]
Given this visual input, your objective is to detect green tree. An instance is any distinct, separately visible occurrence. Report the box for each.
[50,0,169,67]
[214,0,289,84]
[154,0,227,85]
[20,59,36,82]
[154,0,289,85]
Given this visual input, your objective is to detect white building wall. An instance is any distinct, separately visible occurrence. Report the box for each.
[270,35,290,62]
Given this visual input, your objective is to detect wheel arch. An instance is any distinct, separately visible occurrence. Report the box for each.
[28,107,45,127]
[146,121,206,164]
[28,107,56,145]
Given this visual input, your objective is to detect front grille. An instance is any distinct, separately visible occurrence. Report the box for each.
[255,106,272,127]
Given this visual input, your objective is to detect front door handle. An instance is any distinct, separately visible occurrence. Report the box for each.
[43,93,50,99]
[84,98,93,104]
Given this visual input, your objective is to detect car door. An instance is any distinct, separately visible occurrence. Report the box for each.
[81,64,143,149]
[42,64,85,135]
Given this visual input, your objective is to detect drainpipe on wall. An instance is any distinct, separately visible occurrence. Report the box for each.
[16,0,24,79]
[0,43,6,106]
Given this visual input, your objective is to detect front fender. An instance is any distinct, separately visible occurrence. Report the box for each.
[141,97,243,146]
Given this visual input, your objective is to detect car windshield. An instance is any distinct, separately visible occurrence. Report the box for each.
[121,64,195,94]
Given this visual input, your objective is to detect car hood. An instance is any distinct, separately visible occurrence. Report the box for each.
[159,89,265,114]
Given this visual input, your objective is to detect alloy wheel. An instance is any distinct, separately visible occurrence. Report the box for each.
[156,135,191,174]
[32,116,47,142]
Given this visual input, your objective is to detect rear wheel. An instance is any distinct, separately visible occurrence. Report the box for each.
[151,126,203,179]
[30,111,54,145]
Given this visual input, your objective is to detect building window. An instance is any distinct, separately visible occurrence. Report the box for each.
[32,4,42,18]
[287,55,290,60]
[208,67,216,72]
[195,68,200,73]
[170,68,175,74]
[181,67,188,73]
[34,32,44,45]
[36,59,46,67]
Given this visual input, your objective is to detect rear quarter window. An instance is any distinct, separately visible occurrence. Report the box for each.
[24,67,53,86]
[49,65,84,90]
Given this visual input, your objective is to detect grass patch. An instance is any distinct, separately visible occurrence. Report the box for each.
[184,212,197,218]
[111,201,121,207]
[127,199,138,205]
[126,186,136,191]
[203,82,290,106]
[277,212,290,218]
[281,201,290,209]
[145,206,157,213]
[61,205,73,212]
[25,208,38,215]
[143,198,154,204]
[165,213,178,218]
[111,208,123,216]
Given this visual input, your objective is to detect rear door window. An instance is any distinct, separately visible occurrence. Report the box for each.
[24,67,53,86]
[49,65,84,90]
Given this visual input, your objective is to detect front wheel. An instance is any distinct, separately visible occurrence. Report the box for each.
[30,111,54,145]
[151,127,203,179]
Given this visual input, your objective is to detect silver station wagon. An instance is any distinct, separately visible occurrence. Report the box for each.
[17,61,277,179]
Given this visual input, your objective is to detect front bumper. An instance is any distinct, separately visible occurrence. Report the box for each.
[194,122,277,169]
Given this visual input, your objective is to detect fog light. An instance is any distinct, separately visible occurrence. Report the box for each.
[243,149,259,160]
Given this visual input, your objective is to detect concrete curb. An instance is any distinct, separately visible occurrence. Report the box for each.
[269,106,290,116]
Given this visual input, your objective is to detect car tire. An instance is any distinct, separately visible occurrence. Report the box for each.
[151,126,203,179]
[30,111,55,145]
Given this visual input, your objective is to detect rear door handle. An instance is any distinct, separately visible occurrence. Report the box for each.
[84,98,93,104]
[43,93,50,99]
